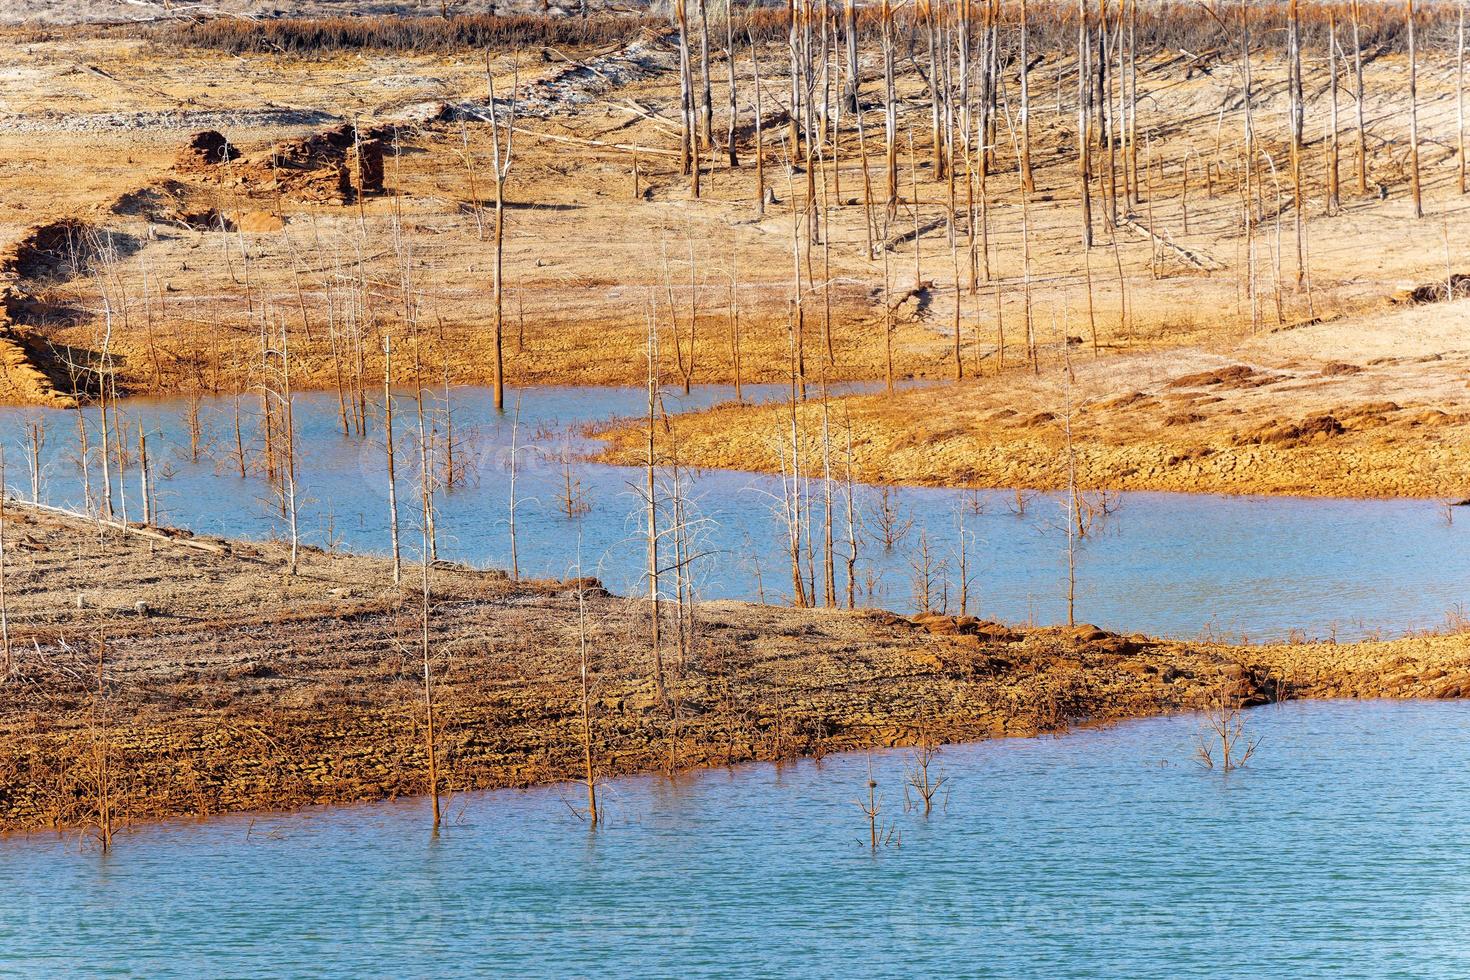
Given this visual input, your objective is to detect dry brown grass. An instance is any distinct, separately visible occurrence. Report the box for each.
[159,13,667,55]
[1,503,1466,834]
[2,15,1469,498]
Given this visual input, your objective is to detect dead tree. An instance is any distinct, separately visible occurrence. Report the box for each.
[882,0,900,210]
[726,0,740,166]
[1352,0,1368,195]
[1408,0,1423,218]
[645,305,667,703]
[697,0,715,156]
[1288,0,1306,286]
[1062,344,1080,626]
[419,457,441,829]
[1194,672,1259,772]
[1328,9,1341,212]
[486,56,519,411]
[751,28,767,218]
[1077,0,1094,247]
[676,0,700,195]
[904,738,947,815]
[1460,2,1467,194]
[1019,0,1035,193]
[0,449,8,683]
[507,396,524,580]
[575,558,599,826]
[91,635,113,854]
[259,317,301,575]
[384,332,402,585]
[136,426,152,526]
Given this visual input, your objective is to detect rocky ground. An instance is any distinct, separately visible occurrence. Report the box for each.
[2,503,1467,836]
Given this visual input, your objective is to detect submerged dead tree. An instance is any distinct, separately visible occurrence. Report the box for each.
[575,565,599,826]
[384,331,402,586]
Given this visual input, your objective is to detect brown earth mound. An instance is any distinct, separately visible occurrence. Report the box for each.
[0,220,93,281]
[1234,414,1346,448]
[170,123,390,204]
[1166,364,1278,390]
[1404,274,1470,304]
[174,130,240,170]
[241,123,390,203]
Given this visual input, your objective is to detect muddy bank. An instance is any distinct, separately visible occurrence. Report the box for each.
[0,504,1466,836]
[595,343,1470,500]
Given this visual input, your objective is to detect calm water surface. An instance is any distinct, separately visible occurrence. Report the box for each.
[4,700,1470,977]
[0,385,1464,640]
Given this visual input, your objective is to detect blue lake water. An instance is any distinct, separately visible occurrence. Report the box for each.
[4,700,1470,977]
[0,384,1464,640]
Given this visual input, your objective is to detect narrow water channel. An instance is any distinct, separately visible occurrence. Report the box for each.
[1,385,1463,640]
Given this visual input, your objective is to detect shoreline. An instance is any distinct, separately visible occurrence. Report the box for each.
[0,696,1423,846]
[1,503,1467,837]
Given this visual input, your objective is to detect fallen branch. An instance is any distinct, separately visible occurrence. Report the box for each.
[1121,215,1222,271]
[11,499,230,555]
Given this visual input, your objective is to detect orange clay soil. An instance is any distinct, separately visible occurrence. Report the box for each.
[595,294,1470,499]
[1,23,1468,504]
[1,502,1468,835]
[0,27,1467,406]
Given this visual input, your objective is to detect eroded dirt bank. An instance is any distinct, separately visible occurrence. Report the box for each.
[1,504,1466,836]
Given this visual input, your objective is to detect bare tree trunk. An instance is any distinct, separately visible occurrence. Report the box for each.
[728,252,743,401]
[1078,0,1094,246]
[1289,0,1305,286]
[1461,2,1468,194]
[698,0,714,154]
[1019,0,1034,193]
[98,301,115,520]
[486,58,518,411]
[1352,0,1367,195]
[507,397,522,580]
[420,496,440,830]
[0,450,8,683]
[1102,0,1118,225]
[821,391,836,607]
[1408,0,1423,218]
[137,427,151,526]
[1126,0,1138,205]
[1329,10,1341,212]
[726,1,739,167]
[280,320,299,576]
[883,0,899,210]
[645,309,666,703]
[678,0,694,176]
[576,577,598,826]
[93,637,112,854]
[844,0,860,112]
[384,332,402,585]
[1062,341,1078,626]
[752,31,767,218]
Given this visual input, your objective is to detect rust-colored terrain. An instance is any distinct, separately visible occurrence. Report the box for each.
[2,505,1466,835]
[1,10,1467,497]
[3,4,1470,836]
